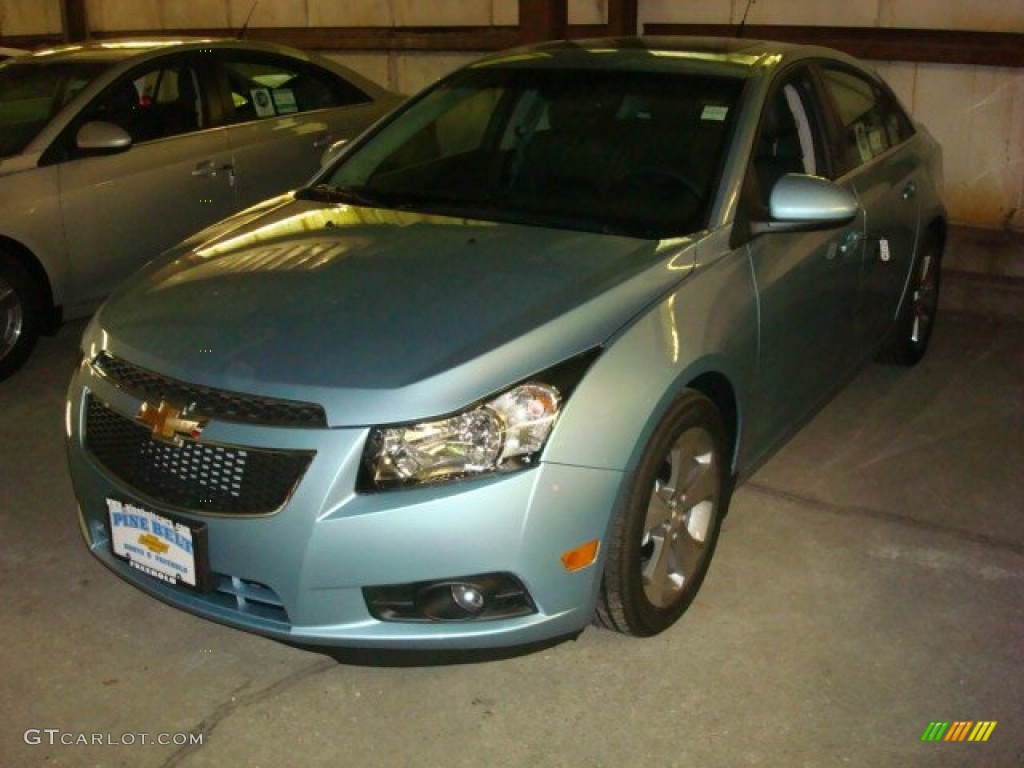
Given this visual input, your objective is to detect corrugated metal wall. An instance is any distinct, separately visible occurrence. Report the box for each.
[2,0,1022,230]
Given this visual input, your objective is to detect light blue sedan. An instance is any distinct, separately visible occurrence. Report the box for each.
[67,37,945,652]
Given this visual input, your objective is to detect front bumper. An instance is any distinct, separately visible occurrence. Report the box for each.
[66,357,623,650]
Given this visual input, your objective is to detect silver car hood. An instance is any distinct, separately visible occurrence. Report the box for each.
[91,200,697,426]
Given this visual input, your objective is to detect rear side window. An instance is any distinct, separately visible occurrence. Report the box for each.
[221,54,370,124]
[821,67,915,173]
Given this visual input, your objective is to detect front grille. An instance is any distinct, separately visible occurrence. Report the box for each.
[85,396,313,515]
[92,352,327,428]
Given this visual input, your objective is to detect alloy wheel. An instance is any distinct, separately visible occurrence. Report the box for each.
[0,275,24,360]
[640,425,719,608]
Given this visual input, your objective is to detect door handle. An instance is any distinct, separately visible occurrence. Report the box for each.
[312,132,335,150]
[901,181,917,200]
[838,230,863,255]
[192,160,234,177]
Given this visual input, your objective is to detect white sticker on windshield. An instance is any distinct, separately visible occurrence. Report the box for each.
[701,105,729,122]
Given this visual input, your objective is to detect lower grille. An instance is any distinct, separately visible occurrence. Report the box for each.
[209,575,290,624]
[85,396,313,515]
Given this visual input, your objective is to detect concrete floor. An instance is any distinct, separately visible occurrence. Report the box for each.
[1,307,1022,767]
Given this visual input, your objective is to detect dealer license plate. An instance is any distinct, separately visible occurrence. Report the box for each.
[107,498,210,591]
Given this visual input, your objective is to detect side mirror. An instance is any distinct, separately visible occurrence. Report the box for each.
[319,138,348,168]
[76,121,132,153]
[752,173,859,235]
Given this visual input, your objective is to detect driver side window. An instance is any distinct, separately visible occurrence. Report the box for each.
[86,61,204,144]
[750,71,825,212]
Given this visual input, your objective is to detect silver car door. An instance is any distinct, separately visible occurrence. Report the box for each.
[214,51,386,210]
[57,59,235,307]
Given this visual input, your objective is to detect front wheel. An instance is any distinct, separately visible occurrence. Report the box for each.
[596,390,729,637]
[0,256,41,382]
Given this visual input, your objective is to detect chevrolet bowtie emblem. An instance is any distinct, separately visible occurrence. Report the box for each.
[138,401,206,445]
[138,533,170,554]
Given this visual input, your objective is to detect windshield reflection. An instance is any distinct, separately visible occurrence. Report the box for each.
[320,67,743,239]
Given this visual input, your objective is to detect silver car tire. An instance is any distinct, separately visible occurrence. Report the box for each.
[879,231,942,367]
[0,255,40,382]
[596,390,728,636]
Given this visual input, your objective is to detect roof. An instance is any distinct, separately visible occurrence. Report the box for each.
[471,36,849,78]
[14,37,310,65]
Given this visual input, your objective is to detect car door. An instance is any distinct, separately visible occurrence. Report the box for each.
[743,67,866,450]
[213,50,383,210]
[56,54,235,305]
[818,65,921,351]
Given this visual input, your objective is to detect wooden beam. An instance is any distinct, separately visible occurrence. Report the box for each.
[643,24,1024,68]
[61,0,89,42]
[519,0,568,44]
[11,24,1019,69]
[607,0,638,37]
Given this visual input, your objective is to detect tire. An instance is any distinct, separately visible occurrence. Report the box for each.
[878,232,941,367]
[596,390,729,637]
[0,255,41,382]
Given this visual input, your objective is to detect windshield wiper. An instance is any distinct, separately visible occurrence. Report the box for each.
[295,184,387,208]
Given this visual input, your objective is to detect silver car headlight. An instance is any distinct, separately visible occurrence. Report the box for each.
[361,351,599,490]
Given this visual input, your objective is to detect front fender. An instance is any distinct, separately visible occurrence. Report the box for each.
[0,163,68,305]
[544,237,757,476]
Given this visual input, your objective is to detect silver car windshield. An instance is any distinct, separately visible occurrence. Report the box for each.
[0,60,110,158]
[313,67,744,238]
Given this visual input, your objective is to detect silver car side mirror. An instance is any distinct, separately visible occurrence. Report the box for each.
[752,173,859,234]
[76,121,132,152]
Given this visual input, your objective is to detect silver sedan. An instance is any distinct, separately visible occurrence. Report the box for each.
[0,37,401,380]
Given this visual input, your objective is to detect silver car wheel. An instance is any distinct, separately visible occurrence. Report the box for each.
[640,426,719,608]
[910,251,938,346]
[0,274,24,359]
[0,257,40,381]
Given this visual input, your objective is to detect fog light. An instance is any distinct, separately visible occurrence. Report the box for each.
[363,572,536,622]
[417,581,488,620]
[451,583,486,614]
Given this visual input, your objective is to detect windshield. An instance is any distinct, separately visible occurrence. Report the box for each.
[313,66,743,238]
[0,60,110,158]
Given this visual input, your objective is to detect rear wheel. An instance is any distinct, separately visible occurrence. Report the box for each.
[878,232,941,367]
[596,390,728,636]
[0,255,40,382]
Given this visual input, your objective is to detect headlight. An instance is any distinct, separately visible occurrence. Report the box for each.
[360,351,600,490]
[365,383,559,488]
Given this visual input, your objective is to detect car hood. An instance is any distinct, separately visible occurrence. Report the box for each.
[92,200,698,426]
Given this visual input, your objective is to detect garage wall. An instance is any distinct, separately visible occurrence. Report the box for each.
[0,0,61,35]
[2,0,1021,230]
[645,1,1024,231]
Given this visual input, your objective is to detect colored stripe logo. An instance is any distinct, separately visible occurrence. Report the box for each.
[921,721,997,742]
